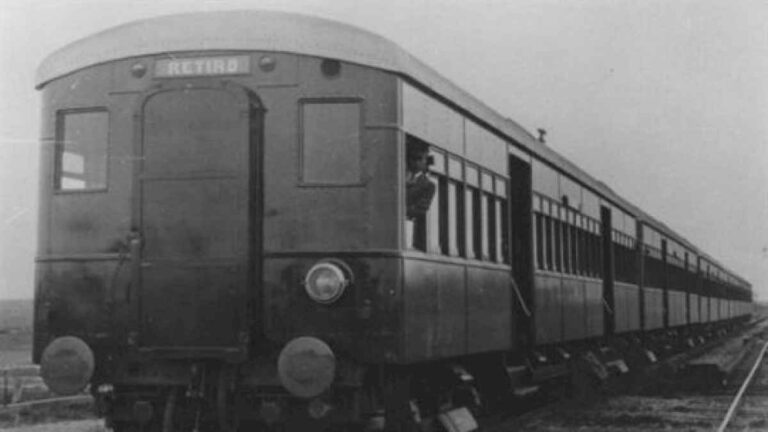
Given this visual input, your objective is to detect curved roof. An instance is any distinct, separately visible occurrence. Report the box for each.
[37,10,742,280]
[37,10,402,88]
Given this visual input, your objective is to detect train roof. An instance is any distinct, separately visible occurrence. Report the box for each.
[36,10,745,285]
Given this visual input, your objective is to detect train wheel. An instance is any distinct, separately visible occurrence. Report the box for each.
[217,366,240,432]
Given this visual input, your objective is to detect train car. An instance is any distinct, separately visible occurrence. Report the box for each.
[32,10,753,432]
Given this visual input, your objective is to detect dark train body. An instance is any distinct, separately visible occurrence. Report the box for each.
[33,11,752,431]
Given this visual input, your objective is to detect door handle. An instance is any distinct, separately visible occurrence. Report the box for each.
[107,231,141,305]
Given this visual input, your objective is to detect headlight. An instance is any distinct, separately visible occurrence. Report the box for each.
[278,336,336,398]
[40,336,94,396]
[304,260,350,304]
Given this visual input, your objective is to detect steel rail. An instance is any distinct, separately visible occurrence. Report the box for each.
[0,394,92,411]
[716,338,768,432]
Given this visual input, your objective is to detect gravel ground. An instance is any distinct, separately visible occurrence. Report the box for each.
[0,419,105,432]
[499,324,768,432]
[498,395,738,431]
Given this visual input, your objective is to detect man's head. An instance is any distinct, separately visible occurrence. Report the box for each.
[408,150,429,174]
[407,141,431,174]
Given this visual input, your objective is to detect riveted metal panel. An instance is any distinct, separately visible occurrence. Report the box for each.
[534,273,562,345]
[403,259,466,361]
[701,296,710,323]
[562,278,586,341]
[402,83,463,155]
[33,260,134,362]
[668,290,687,327]
[262,256,400,363]
[710,297,719,322]
[719,299,728,321]
[466,266,512,353]
[643,287,664,330]
[261,61,399,252]
[614,282,640,333]
[585,279,604,337]
[689,293,700,323]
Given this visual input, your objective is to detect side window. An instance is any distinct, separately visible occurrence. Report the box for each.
[427,151,445,254]
[570,212,579,275]
[533,195,547,270]
[448,157,463,256]
[593,219,603,277]
[495,176,508,263]
[465,165,480,259]
[545,201,554,270]
[300,100,361,184]
[55,109,109,191]
[562,209,570,274]
[552,203,562,272]
[481,172,493,260]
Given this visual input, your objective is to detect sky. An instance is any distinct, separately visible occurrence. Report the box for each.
[1,0,766,300]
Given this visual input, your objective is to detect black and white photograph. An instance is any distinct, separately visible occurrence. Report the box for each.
[1,1,767,431]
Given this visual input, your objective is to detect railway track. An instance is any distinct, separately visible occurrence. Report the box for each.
[496,323,768,431]
[4,323,766,431]
[1,365,95,430]
[716,336,768,431]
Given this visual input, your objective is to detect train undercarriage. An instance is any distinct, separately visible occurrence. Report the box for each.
[83,317,748,432]
[97,358,485,432]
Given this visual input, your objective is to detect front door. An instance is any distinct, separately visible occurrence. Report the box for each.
[136,82,259,356]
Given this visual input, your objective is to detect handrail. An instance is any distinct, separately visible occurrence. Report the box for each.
[511,281,531,317]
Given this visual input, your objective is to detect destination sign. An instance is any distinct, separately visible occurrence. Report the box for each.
[155,56,251,78]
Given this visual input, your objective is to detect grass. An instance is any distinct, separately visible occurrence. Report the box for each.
[0,299,33,369]
[0,298,99,428]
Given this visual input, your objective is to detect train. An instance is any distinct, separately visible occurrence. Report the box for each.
[32,10,752,432]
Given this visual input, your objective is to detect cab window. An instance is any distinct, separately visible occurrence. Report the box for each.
[54,109,109,191]
[300,100,361,185]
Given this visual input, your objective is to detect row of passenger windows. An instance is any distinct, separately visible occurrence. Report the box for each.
[533,194,642,283]
[533,194,603,277]
[405,136,510,264]
[667,261,698,293]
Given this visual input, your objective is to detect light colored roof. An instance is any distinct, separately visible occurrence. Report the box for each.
[34,11,600,199]
[37,10,743,282]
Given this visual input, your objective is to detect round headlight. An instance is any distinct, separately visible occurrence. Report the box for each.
[40,336,95,396]
[278,336,336,398]
[304,261,350,304]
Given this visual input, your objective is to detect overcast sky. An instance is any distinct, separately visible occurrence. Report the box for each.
[1,0,766,300]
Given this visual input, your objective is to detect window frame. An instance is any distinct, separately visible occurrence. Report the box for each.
[298,97,365,187]
[403,141,511,265]
[53,107,110,194]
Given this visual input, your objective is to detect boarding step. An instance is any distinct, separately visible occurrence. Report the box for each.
[438,407,478,432]
[597,347,629,375]
[604,359,629,374]
[505,364,528,388]
[531,363,569,383]
[511,385,540,398]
